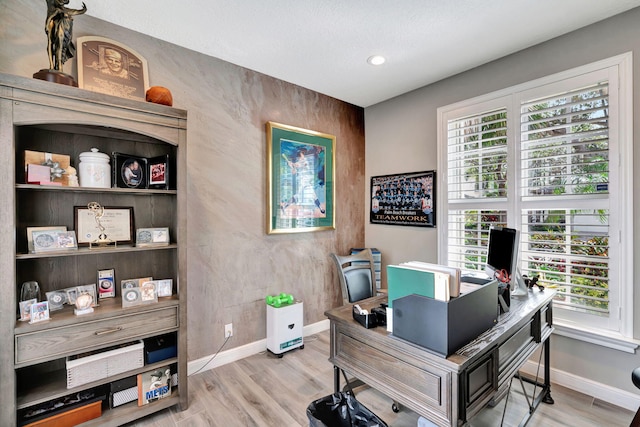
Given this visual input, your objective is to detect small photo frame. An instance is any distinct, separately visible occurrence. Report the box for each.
[27,226,66,253]
[19,298,37,321]
[98,268,116,299]
[156,279,173,297]
[140,280,158,303]
[46,290,67,311]
[113,152,147,189]
[29,301,50,324]
[136,227,170,247]
[147,154,170,190]
[31,230,78,253]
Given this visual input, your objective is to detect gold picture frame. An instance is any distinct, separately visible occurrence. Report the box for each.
[266,122,335,234]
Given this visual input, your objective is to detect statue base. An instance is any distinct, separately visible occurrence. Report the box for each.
[33,69,78,87]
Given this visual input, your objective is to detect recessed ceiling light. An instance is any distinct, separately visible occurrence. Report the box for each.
[367,55,386,66]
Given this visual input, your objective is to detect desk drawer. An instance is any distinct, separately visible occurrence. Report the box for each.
[334,332,451,420]
[16,306,178,366]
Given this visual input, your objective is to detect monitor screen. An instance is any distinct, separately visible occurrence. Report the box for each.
[484,227,519,285]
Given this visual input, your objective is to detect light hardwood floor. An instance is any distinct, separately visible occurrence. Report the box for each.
[125,331,634,426]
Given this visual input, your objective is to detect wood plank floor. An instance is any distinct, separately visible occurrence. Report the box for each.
[125,330,634,426]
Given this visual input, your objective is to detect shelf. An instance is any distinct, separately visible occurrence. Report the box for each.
[80,392,181,427]
[16,184,177,195]
[16,357,179,410]
[16,244,178,260]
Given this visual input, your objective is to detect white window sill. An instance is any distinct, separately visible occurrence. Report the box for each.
[552,322,640,353]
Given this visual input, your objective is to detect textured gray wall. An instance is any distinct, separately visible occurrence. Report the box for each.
[0,0,365,360]
[365,8,640,395]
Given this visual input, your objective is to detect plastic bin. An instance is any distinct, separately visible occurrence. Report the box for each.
[307,392,388,427]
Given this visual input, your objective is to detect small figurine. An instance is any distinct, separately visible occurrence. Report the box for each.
[66,165,79,187]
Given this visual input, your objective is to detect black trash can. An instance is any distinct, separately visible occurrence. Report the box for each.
[307,392,388,427]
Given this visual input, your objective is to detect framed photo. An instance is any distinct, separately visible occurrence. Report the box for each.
[31,229,77,253]
[77,36,149,101]
[156,279,173,297]
[370,170,436,227]
[98,268,116,299]
[74,206,134,246]
[27,226,66,253]
[266,122,335,234]
[29,301,50,324]
[19,298,37,322]
[113,153,148,189]
[136,227,170,247]
[140,280,158,303]
[147,154,170,190]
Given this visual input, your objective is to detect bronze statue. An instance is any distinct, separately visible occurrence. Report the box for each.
[45,0,87,71]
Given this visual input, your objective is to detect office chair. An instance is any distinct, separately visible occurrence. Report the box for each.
[631,367,640,426]
[331,248,401,413]
[331,248,377,306]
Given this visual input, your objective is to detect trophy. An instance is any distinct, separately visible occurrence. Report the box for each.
[87,202,115,248]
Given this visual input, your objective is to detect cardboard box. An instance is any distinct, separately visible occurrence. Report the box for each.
[24,150,71,186]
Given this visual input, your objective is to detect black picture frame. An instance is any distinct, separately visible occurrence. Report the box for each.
[370,170,436,227]
[113,152,147,189]
[147,154,170,190]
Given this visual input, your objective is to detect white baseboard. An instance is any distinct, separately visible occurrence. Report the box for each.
[189,321,639,413]
[188,319,330,376]
[520,360,640,412]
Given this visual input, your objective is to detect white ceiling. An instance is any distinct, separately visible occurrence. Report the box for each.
[77,0,640,107]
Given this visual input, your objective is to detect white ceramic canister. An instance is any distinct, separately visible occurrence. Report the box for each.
[78,148,111,188]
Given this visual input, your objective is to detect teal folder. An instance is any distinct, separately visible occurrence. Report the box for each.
[387,265,435,307]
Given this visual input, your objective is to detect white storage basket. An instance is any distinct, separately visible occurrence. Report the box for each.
[66,341,144,389]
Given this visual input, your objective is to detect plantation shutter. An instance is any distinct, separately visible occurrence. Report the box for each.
[446,109,509,272]
[519,82,610,316]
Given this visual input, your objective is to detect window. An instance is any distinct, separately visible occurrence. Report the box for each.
[437,54,633,343]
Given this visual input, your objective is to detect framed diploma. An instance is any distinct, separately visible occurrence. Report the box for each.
[74,206,135,246]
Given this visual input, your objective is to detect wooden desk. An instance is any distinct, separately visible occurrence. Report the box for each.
[325,289,555,427]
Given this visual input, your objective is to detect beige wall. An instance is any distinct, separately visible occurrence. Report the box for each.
[0,0,365,360]
[365,8,640,395]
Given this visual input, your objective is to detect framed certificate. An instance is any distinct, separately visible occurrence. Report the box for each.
[74,206,134,246]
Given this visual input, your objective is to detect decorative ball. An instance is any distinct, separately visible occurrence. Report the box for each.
[146,86,173,106]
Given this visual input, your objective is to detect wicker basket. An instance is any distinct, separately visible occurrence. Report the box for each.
[66,341,144,389]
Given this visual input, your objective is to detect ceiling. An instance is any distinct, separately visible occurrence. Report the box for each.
[78,0,640,107]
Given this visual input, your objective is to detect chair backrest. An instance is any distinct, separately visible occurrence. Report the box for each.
[331,248,376,305]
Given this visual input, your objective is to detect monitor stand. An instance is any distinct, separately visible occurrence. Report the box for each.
[511,268,528,297]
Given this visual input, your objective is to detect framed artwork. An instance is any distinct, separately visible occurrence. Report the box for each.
[370,170,436,227]
[77,36,149,101]
[266,122,335,234]
[74,206,135,246]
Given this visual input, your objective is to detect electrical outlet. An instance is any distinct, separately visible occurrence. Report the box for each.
[225,323,233,338]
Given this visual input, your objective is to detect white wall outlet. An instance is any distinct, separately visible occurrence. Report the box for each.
[225,323,233,338]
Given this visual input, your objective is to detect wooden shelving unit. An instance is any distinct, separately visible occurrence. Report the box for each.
[0,73,188,427]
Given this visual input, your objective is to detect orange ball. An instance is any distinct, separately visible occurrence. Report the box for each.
[146,86,173,106]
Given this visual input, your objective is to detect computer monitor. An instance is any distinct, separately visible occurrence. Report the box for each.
[484,226,520,289]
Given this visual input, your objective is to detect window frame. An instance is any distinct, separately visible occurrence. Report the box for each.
[436,53,634,348]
